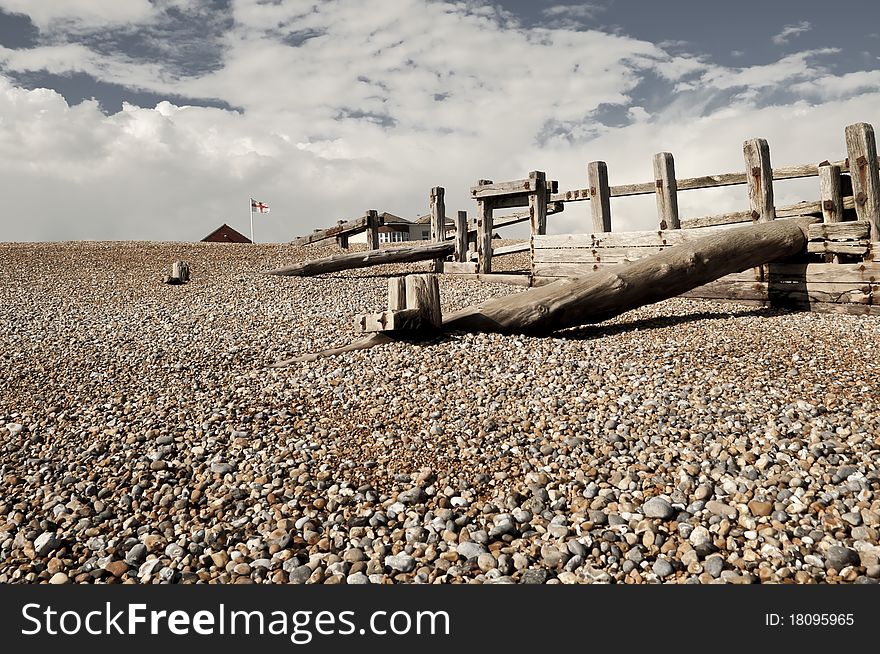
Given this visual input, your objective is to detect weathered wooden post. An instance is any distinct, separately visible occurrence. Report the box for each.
[743,138,775,222]
[653,152,680,230]
[164,261,190,285]
[454,210,468,263]
[588,161,612,232]
[405,274,442,328]
[335,220,349,249]
[366,210,381,250]
[388,277,406,310]
[529,171,548,237]
[476,180,494,274]
[354,274,441,333]
[430,186,446,272]
[845,122,880,241]
[819,164,844,224]
[819,163,844,263]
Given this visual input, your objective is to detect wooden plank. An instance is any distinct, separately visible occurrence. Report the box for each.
[356,308,425,333]
[529,170,548,237]
[588,161,612,232]
[549,159,855,203]
[806,241,869,255]
[534,224,740,249]
[845,122,880,241]
[472,242,529,258]
[365,210,381,251]
[477,199,493,274]
[534,261,880,284]
[454,210,468,263]
[534,247,667,264]
[293,213,380,246]
[443,273,532,286]
[388,277,407,311]
[681,197,854,229]
[653,152,680,230]
[819,164,844,224]
[430,186,446,273]
[443,261,478,274]
[807,221,870,241]
[470,178,538,198]
[405,274,442,328]
[265,241,454,276]
[744,138,775,222]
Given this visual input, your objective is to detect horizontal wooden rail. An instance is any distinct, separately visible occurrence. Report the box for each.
[548,157,878,204]
[293,213,382,246]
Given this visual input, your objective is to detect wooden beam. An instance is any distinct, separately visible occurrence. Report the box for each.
[430,186,446,273]
[845,122,880,241]
[442,261,478,274]
[470,178,537,198]
[388,277,407,310]
[477,198,493,274]
[264,241,454,276]
[807,221,870,241]
[442,217,817,334]
[806,241,870,256]
[293,213,383,246]
[653,152,680,230]
[468,242,529,259]
[529,171,548,237]
[819,164,844,224]
[550,158,859,204]
[744,138,775,222]
[365,210,380,251]
[405,274,442,328]
[588,161,612,232]
[454,210,468,263]
[681,197,855,229]
[356,309,426,333]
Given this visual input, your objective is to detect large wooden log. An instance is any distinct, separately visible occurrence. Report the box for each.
[268,217,820,366]
[264,242,454,277]
[442,217,817,335]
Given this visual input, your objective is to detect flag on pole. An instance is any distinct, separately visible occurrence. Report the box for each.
[251,198,270,214]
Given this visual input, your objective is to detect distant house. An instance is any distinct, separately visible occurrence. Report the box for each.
[201,224,252,243]
[349,212,454,244]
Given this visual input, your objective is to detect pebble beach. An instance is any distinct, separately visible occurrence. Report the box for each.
[1,240,879,584]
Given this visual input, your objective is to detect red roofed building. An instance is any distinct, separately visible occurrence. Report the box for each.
[201,224,252,243]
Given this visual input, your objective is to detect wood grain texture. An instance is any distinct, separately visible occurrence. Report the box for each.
[476,199,493,274]
[430,186,446,273]
[264,241,454,276]
[806,221,870,241]
[744,138,776,222]
[388,277,407,311]
[443,217,817,334]
[588,161,612,233]
[819,164,844,224]
[454,210,469,263]
[653,152,681,229]
[845,122,880,240]
[293,213,381,246]
[405,274,442,328]
[442,261,478,274]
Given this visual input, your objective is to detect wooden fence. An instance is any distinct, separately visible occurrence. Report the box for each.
[440,121,880,314]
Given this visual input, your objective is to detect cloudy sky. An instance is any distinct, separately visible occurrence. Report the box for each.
[0,0,878,242]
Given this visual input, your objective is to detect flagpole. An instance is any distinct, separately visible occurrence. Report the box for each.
[249,197,254,243]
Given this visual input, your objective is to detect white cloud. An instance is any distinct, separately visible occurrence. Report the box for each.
[0,0,155,31]
[772,21,812,45]
[0,1,878,243]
